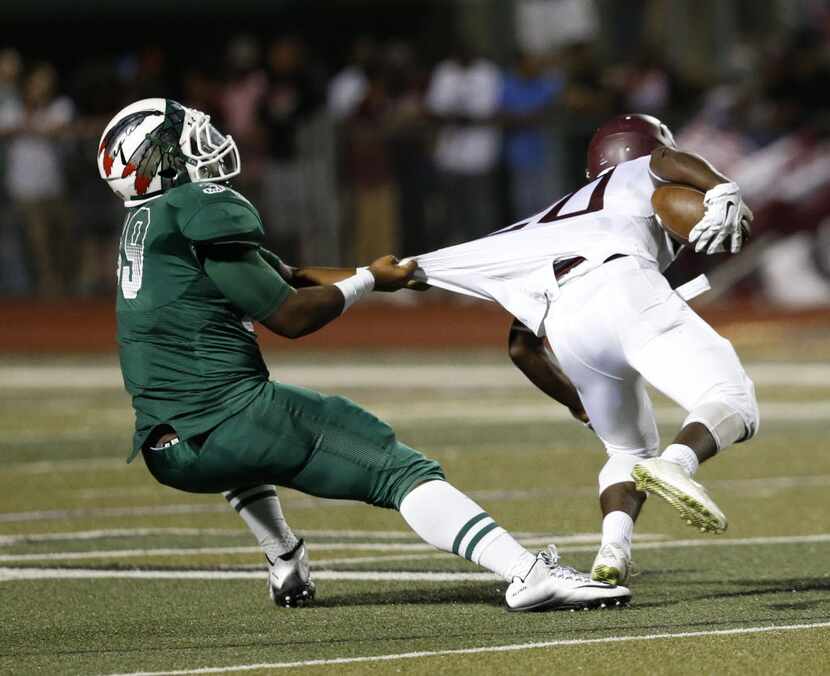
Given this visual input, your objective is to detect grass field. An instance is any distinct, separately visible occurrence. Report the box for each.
[2,349,830,675]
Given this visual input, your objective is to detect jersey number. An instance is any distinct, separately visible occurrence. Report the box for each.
[118,207,151,299]
[488,167,616,237]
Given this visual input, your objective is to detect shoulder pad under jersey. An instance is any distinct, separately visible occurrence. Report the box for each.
[170,183,265,244]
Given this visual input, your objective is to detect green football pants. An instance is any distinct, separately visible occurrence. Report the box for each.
[141,382,445,509]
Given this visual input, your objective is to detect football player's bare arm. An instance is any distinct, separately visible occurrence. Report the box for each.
[649,147,730,191]
[507,319,589,425]
[258,247,399,289]
[262,286,349,339]
[262,256,416,338]
[291,267,365,288]
[203,246,416,339]
[258,249,358,288]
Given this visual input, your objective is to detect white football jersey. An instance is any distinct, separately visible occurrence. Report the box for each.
[411,156,678,335]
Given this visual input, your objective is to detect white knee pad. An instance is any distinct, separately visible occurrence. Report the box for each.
[683,382,759,450]
[598,453,650,495]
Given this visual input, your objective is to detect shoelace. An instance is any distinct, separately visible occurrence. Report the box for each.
[539,546,591,582]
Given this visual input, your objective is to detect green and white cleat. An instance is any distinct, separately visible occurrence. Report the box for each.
[591,543,632,586]
[506,545,631,612]
[632,458,727,534]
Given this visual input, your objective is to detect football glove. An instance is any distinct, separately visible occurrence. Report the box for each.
[689,182,751,255]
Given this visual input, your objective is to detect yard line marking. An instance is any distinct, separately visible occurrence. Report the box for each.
[0,528,248,546]
[0,568,496,582]
[3,466,827,523]
[4,361,830,390]
[0,539,559,562]
[0,544,444,562]
[469,475,830,500]
[592,533,830,551]
[0,497,341,523]
[6,458,126,474]
[1,469,825,526]
[0,529,623,547]
[0,528,443,546]
[375,400,830,425]
[98,621,830,675]
[5,401,830,434]
[309,553,448,566]
[1,533,827,563]
[0,504,232,523]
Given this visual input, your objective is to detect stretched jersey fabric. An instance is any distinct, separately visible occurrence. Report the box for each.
[410,156,678,336]
[116,182,290,461]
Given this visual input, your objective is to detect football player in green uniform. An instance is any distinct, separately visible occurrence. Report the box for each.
[96,98,630,611]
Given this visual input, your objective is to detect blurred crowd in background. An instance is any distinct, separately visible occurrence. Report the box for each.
[1,0,829,307]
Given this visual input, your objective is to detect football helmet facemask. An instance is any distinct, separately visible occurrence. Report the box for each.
[97,98,240,204]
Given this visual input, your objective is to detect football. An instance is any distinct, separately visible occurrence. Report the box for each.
[651,184,705,243]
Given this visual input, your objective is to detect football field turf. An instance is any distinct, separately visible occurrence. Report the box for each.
[1,351,829,675]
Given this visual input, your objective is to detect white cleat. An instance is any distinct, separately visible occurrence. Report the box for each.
[632,458,727,534]
[267,539,315,608]
[506,545,631,612]
[591,543,632,586]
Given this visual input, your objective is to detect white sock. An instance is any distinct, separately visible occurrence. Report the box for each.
[223,486,299,562]
[399,480,536,581]
[601,511,633,556]
[661,443,700,476]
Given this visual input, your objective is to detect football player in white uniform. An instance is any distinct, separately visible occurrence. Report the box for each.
[410,114,759,587]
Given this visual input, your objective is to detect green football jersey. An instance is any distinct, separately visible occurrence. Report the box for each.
[116,182,287,462]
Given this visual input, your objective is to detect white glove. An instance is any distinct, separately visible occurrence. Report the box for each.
[689,182,749,255]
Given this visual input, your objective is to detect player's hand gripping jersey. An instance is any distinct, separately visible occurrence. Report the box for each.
[117,183,291,460]
[411,156,678,336]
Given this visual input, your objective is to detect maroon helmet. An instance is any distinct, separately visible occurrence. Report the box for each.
[586,113,677,179]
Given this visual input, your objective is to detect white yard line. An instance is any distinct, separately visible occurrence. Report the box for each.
[1,533,827,564]
[3,362,830,390]
[0,529,629,547]
[2,469,827,524]
[375,399,830,424]
[0,504,231,523]
[0,528,245,546]
[6,458,127,475]
[95,621,830,675]
[3,401,828,441]
[557,533,830,554]
[309,553,448,567]
[0,567,493,582]
[0,539,565,562]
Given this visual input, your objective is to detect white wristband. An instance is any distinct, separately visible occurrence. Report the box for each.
[334,268,375,313]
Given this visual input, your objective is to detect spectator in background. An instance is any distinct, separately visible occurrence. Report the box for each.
[220,35,268,203]
[123,46,169,102]
[258,36,325,262]
[70,58,124,296]
[382,41,435,257]
[426,45,502,244]
[343,66,399,264]
[0,63,75,297]
[500,51,564,220]
[0,48,21,111]
[0,48,29,294]
[605,46,673,115]
[559,41,615,186]
[328,36,376,121]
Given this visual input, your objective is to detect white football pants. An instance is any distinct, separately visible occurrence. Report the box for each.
[543,256,758,461]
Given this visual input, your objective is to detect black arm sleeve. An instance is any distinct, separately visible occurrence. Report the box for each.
[202,245,295,322]
[258,247,296,283]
